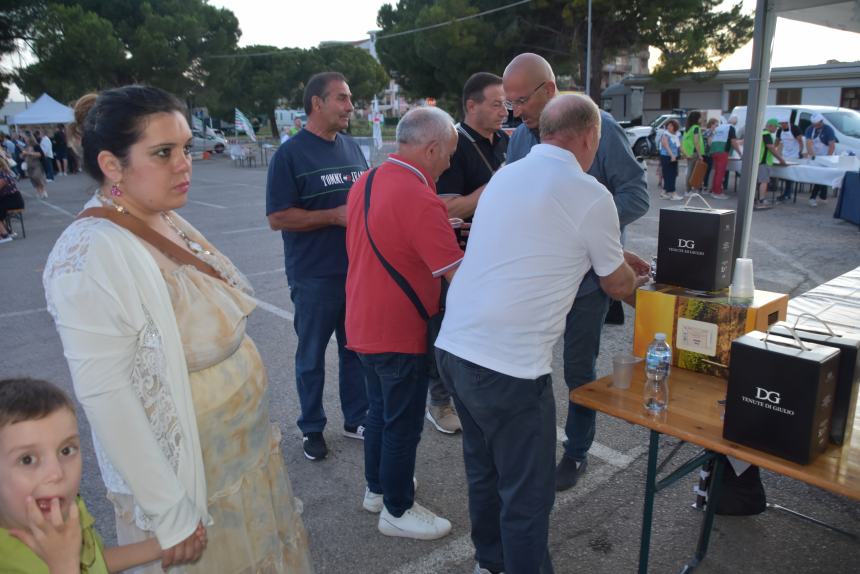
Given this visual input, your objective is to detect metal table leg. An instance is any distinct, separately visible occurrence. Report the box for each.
[638,430,660,574]
[678,453,725,573]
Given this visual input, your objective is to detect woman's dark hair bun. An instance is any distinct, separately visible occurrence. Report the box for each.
[76,85,186,183]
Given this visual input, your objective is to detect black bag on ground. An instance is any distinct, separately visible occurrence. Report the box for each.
[714,458,767,516]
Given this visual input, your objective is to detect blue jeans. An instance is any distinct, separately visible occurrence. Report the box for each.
[359,352,428,516]
[289,276,367,434]
[42,155,54,180]
[660,155,678,193]
[437,349,555,574]
[563,288,610,462]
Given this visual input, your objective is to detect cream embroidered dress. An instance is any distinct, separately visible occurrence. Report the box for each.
[44,197,312,574]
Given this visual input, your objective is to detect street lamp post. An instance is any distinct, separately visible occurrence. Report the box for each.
[585,0,592,98]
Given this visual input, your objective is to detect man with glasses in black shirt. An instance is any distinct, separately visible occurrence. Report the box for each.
[427,72,510,435]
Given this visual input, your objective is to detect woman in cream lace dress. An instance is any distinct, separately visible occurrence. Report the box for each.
[43,86,312,573]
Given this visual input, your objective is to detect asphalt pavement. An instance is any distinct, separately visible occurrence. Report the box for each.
[2,154,859,573]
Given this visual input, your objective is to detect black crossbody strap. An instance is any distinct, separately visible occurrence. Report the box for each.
[456,124,496,175]
[363,168,430,321]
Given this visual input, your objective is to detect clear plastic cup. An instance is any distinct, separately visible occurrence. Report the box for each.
[612,353,640,390]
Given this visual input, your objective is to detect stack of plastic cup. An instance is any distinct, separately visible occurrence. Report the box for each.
[729,258,755,304]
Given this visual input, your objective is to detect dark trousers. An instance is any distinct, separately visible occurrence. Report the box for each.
[289,276,367,434]
[437,349,556,574]
[359,352,428,516]
[562,288,610,461]
[660,155,678,193]
[427,376,451,406]
[811,184,828,200]
[42,155,54,180]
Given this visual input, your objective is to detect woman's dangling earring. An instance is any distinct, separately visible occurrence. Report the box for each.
[110,183,122,197]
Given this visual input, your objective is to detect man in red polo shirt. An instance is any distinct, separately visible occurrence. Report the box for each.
[346,106,463,540]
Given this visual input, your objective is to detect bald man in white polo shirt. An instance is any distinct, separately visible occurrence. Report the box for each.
[435,95,650,574]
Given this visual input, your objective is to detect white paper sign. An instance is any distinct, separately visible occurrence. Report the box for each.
[676,318,718,356]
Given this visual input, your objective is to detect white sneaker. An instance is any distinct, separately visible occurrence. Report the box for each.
[363,477,418,513]
[659,192,672,200]
[0,236,13,244]
[670,193,685,201]
[809,198,818,207]
[709,193,729,200]
[378,502,452,540]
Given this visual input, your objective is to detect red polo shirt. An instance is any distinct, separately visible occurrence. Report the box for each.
[345,155,464,354]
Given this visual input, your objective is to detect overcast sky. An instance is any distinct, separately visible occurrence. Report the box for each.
[208,0,859,71]
[3,0,859,101]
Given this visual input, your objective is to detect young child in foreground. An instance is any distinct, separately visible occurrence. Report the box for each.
[0,377,196,573]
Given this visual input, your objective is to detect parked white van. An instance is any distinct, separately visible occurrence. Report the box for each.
[730,105,860,156]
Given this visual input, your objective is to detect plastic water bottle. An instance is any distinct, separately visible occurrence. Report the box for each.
[644,333,672,412]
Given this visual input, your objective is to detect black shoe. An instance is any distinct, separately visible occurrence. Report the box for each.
[555,456,587,491]
[604,299,624,325]
[302,432,328,461]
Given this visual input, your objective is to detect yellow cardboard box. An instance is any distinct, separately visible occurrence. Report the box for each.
[633,284,789,379]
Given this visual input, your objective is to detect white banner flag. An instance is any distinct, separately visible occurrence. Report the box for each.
[234,108,257,142]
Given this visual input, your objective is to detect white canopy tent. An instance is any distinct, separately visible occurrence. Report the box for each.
[8,93,74,126]
[734,0,860,258]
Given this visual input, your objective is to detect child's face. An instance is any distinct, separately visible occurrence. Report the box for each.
[0,408,82,529]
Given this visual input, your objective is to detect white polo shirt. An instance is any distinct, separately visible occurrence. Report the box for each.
[435,143,624,380]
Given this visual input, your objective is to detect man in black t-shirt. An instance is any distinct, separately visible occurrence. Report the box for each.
[52,125,69,176]
[266,72,369,461]
[427,72,509,435]
[436,73,509,221]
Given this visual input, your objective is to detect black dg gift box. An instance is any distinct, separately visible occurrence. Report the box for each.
[656,205,735,291]
[723,331,839,465]
[769,322,860,445]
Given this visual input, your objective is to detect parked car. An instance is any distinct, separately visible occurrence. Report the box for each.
[192,130,228,153]
[730,105,860,156]
[624,113,683,157]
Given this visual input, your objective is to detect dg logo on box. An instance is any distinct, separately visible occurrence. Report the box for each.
[755,386,782,405]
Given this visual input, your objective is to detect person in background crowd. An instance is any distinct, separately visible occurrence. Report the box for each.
[0,155,25,243]
[37,130,55,182]
[290,116,303,137]
[427,71,509,435]
[804,113,838,207]
[659,119,682,200]
[0,134,22,179]
[22,136,47,199]
[13,133,28,178]
[708,117,741,200]
[503,53,649,491]
[436,94,649,574]
[266,72,369,461]
[702,118,719,194]
[44,85,312,574]
[345,106,463,541]
[52,124,69,176]
[681,111,704,195]
[756,118,788,208]
[280,125,291,144]
[776,118,804,201]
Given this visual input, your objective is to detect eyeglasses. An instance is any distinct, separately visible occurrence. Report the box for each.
[503,82,546,111]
